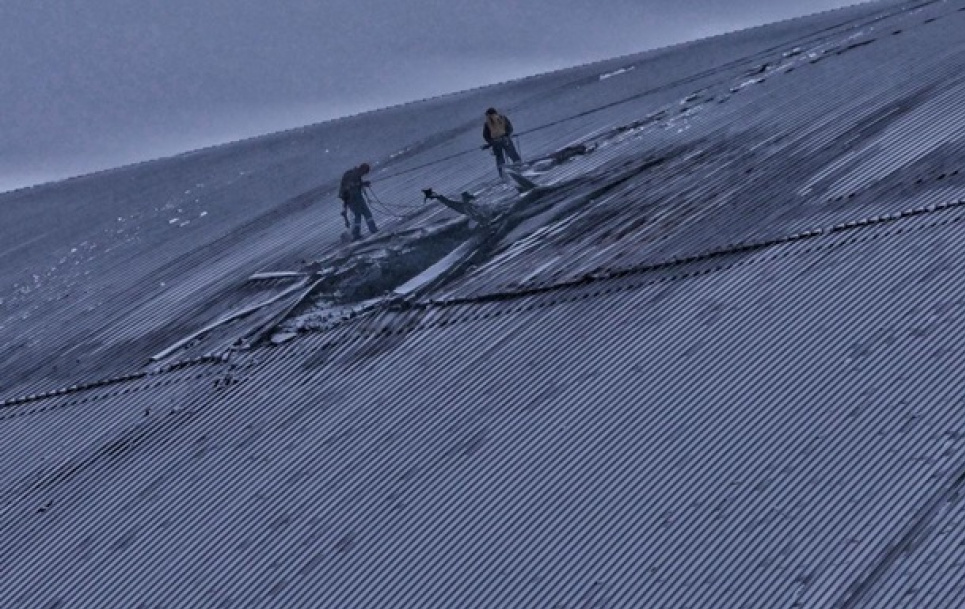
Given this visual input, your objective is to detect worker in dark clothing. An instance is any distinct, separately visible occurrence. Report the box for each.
[482,107,522,176]
[338,162,378,241]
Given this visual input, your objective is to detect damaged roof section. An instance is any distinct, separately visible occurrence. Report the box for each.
[6,0,965,607]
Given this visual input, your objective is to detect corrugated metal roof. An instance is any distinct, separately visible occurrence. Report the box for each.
[0,0,926,398]
[6,0,965,606]
[7,199,965,606]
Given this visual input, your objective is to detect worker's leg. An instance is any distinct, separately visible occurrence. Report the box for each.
[493,144,506,176]
[348,201,364,240]
[504,136,521,163]
[360,201,378,234]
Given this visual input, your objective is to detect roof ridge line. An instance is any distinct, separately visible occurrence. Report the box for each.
[0,355,224,411]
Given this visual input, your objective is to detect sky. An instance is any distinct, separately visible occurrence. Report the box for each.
[0,0,868,193]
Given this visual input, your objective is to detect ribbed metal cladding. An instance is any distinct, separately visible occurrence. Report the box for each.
[6,195,965,606]
[7,0,965,607]
[0,0,927,398]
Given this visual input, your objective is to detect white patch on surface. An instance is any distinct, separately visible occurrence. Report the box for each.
[730,78,765,93]
[599,66,635,81]
[270,332,298,344]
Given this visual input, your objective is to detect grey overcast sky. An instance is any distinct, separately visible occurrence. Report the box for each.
[0,0,866,192]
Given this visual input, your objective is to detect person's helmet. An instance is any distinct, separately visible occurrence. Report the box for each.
[360,162,371,173]
[485,107,498,116]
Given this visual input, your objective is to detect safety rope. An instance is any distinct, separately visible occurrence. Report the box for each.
[364,185,423,220]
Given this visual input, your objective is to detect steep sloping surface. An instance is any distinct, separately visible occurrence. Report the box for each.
[0,0,910,397]
[6,0,965,607]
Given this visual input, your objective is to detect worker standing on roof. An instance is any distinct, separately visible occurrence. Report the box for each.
[339,162,378,241]
[482,107,522,177]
